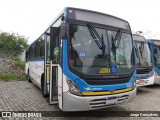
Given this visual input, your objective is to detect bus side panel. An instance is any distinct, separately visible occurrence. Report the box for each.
[29,59,44,88]
[36,60,44,87]
[154,66,160,83]
[58,65,63,110]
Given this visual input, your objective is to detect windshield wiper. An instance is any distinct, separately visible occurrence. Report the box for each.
[135,43,140,59]
[139,42,144,59]
[111,29,122,62]
[87,24,106,56]
[135,43,141,66]
[112,29,122,50]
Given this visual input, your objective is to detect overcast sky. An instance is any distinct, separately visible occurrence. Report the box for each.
[0,0,160,44]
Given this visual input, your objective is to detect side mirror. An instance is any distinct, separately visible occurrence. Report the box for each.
[60,23,67,39]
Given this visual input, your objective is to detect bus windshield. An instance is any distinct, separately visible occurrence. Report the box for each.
[153,41,160,67]
[135,42,152,68]
[69,24,134,75]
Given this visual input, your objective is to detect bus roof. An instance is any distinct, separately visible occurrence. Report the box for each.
[132,34,146,42]
[28,7,131,47]
[66,7,130,30]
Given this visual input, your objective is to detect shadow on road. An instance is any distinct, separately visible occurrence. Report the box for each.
[136,87,151,95]
[46,108,130,117]
[136,83,160,96]
[144,83,160,89]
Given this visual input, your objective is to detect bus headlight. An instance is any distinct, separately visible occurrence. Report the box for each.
[133,80,137,89]
[67,79,82,96]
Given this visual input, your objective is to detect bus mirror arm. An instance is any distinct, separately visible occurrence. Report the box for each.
[60,23,67,39]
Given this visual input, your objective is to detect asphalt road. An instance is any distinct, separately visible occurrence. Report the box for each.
[0,80,160,119]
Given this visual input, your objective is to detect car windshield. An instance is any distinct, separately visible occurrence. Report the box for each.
[69,24,134,75]
[135,42,152,68]
[153,41,160,66]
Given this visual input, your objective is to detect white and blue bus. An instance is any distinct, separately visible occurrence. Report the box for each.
[25,7,137,111]
[147,39,160,82]
[133,34,154,86]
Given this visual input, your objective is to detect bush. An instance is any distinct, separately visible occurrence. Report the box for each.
[12,56,25,70]
[12,56,20,61]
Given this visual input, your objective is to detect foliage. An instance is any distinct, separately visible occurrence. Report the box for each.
[0,31,29,56]
[0,73,27,81]
[12,56,25,70]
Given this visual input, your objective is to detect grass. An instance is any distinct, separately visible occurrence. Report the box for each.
[0,73,27,81]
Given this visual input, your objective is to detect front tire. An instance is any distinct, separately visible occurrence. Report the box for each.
[28,70,32,82]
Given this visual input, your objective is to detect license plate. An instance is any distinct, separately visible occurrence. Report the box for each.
[107,96,117,100]
[137,80,146,84]
[106,96,117,104]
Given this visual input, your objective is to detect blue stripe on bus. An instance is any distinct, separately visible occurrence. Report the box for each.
[62,39,136,92]
[147,39,160,75]
[63,39,79,80]
[136,70,154,79]
[154,66,160,74]
[29,58,44,62]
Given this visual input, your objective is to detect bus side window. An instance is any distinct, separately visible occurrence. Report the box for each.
[35,40,41,58]
[40,36,45,57]
[53,31,59,64]
[46,35,50,63]
[30,43,36,60]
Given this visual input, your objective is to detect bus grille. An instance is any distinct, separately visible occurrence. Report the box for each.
[85,77,130,85]
[89,95,129,109]
[137,68,152,74]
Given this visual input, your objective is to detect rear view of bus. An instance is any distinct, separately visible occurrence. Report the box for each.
[148,39,160,82]
[133,34,154,86]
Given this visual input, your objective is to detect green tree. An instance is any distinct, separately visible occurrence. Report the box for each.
[0,32,29,56]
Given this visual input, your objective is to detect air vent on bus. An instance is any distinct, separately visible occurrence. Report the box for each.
[137,68,152,74]
[89,95,129,109]
[85,77,130,85]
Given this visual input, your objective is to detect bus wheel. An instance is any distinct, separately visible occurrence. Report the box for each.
[28,70,32,82]
[41,75,48,98]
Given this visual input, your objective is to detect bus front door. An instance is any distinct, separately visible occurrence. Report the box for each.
[44,27,62,105]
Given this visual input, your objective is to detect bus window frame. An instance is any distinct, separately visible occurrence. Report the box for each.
[67,20,135,79]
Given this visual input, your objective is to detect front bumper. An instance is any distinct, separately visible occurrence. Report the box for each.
[136,74,155,87]
[62,87,137,111]
[155,73,160,83]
